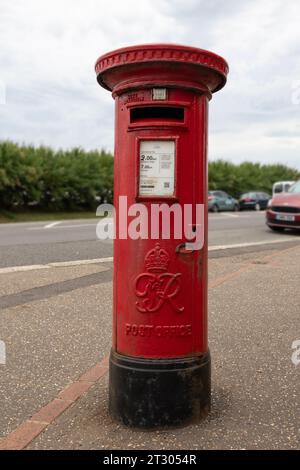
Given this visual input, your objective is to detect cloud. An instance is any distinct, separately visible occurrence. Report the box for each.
[0,0,300,168]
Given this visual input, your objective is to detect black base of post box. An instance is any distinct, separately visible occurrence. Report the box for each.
[109,349,211,428]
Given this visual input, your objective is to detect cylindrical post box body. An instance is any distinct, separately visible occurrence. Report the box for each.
[95,44,228,428]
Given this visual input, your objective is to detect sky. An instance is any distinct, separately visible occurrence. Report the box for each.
[0,0,300,168]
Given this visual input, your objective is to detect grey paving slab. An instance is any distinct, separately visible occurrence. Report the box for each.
[0,269,112,310]
[0,280,112,437]
[208,249,278,283]
[27,246,300,450]
[0,264,110,296]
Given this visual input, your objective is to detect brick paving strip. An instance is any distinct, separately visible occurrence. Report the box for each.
[0,356,109,450]
[0,243,299,450]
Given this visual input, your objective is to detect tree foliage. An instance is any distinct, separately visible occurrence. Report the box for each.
[208,159,300,197]
[0,141,299,211]
[0,141,113,211]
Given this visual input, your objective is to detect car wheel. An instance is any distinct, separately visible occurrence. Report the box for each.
[211,204,219,213]
[254,203,261,211]
[269,226,285,232]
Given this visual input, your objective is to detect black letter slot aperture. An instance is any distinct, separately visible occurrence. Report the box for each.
[130,106,184,123]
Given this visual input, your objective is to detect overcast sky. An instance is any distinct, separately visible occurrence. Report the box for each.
[0,0,300,168]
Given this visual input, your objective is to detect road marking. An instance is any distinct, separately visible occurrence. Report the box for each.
[208,237,297,251]
[28,222,97,231]
[50,223,97,229]
[217,212,239,218]
[0,257,113,274]
[20,214,265,230]
[44,221,61,229]
[209,212,262,219]
[210,216,251,220]
[0,264,51,274]
[0,238,299,274]
[48,258,113,267]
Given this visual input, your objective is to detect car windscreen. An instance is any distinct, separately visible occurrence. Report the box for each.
[241,193,256,199]
[284,183,292,192]
[288,181,300,193]
[274,184,283,193]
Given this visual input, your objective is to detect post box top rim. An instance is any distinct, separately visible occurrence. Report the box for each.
[95,43,228,94]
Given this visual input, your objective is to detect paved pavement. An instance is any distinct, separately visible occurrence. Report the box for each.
[0,211,299,267]
[0,243,299,449]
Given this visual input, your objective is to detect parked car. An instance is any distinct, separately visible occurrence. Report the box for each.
[266,180,300,231]
[208,190,239,212]
[239,192,271,211]
[272,181,295,196]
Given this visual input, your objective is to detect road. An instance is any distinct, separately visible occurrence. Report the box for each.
[0,211,299,268]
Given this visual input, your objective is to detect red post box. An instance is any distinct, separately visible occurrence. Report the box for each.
[95,44,228,427]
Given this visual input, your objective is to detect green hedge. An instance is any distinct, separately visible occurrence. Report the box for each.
[208,160,299,197]
[0,141,299,211]
[0,141,113,211]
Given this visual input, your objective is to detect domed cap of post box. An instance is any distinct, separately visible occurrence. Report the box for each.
[95,44,228,97]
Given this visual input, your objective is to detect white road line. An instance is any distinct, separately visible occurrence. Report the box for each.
[28,222,97,231]
[50,223,96,229]
[0,238,299,274]
[208,238,297,251]
[21,214,263,231]
[44,221,61,229]
[0,257,113,275]
[209,212,260,218]
[208,216,251,222]
[0,264,51,274]
[49,258,113,267]
[216,212,239,218]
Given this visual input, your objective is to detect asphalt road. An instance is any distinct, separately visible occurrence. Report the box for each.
[0,211,299,268]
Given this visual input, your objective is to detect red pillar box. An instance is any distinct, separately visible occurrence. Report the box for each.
[95,44,228,428]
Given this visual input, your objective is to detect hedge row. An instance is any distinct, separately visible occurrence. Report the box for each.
[0,140,299,211]
[0,141,114,211]
[208,160,299,197]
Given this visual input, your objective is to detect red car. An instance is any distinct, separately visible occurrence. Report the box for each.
[266,180,300,231]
